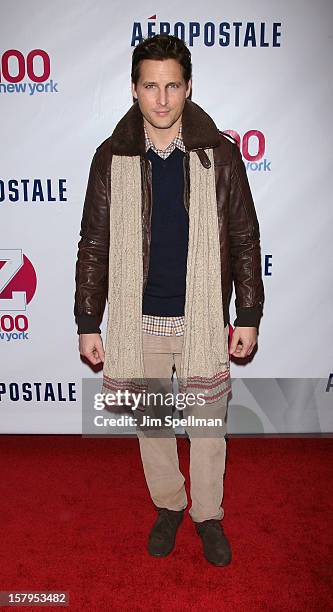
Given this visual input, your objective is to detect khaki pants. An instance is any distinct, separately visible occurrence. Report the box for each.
[137,326,230,523]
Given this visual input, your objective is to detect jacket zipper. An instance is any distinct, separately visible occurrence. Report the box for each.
[142,158,153,295]
[183,152,190,214]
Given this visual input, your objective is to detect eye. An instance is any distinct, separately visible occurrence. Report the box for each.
[168,83,179,88]
[145,84,155,89]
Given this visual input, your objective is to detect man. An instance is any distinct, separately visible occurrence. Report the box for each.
[74,34,264,567]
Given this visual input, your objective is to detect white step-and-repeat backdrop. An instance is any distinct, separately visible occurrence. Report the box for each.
[1,0,332,433]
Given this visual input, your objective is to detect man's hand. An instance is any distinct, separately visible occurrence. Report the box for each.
[79,333,105,365]
[229,326,257,358]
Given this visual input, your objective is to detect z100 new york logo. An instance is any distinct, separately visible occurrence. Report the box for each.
[0,249,37,341]
[225,130,271,172]
[0,49,58,95]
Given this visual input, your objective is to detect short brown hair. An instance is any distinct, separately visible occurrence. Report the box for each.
[131,34,192,85]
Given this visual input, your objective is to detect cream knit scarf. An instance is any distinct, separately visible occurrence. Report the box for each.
[101,148,231,405]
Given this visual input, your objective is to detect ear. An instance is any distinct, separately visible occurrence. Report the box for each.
[131,82,138,100]
[185,79,192,98]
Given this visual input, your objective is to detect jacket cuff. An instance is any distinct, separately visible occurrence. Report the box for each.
[233,306,263,330]
[76,314,101,335]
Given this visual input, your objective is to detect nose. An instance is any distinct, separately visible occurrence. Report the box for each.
[156,87,168,107]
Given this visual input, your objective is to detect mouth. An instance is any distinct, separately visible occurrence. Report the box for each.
[154,110,170,116]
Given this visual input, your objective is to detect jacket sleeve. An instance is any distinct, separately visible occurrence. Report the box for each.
[228,143,265,329]
[74,151,110,334]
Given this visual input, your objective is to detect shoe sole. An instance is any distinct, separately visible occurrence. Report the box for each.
[204,555,232,567]
[147,547,174,557]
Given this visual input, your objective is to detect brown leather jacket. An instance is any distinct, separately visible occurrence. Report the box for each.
[74,99,265,334]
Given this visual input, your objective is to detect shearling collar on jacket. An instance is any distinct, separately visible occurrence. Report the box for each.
[109,99,221,156]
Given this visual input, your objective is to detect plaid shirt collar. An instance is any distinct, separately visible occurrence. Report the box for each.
[144,123,186,159]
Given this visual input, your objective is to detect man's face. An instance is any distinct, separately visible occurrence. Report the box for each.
[131,58,191,130]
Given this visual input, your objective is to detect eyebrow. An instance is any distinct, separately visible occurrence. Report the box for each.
[142,80,183,86]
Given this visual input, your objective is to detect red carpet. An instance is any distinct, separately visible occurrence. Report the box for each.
[0,436,332,611]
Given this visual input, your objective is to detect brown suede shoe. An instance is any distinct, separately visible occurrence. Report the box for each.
[196,519,232,566]
[147,508,184,557]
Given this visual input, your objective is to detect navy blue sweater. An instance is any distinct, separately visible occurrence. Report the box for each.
[142,147,189,316]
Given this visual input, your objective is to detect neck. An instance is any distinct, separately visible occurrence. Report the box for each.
[144,116,181,150]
